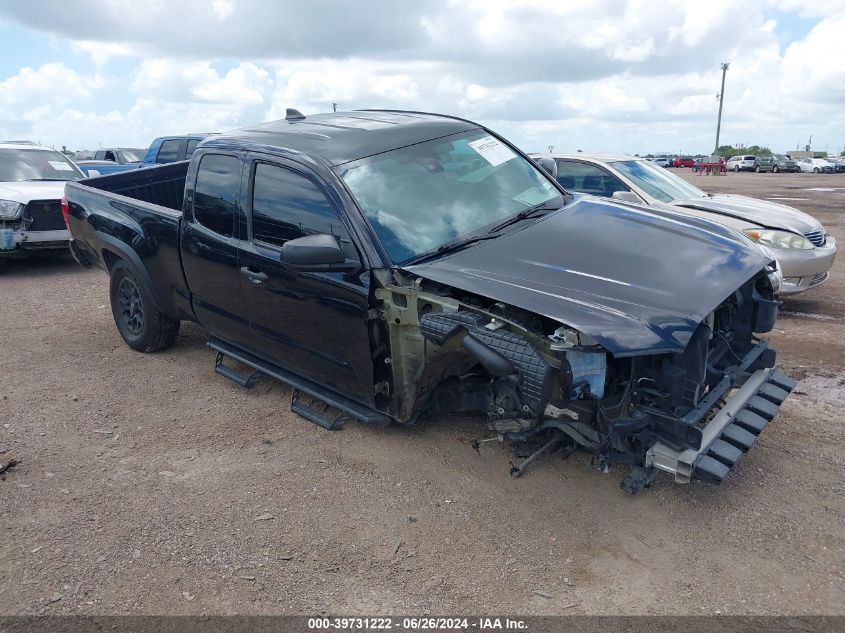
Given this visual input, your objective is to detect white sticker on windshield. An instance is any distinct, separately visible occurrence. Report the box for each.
[48,160,73,171]
[468,136,516,167]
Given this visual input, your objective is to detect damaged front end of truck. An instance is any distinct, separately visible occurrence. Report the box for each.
[371,266,793,493]
[366,199,795,493]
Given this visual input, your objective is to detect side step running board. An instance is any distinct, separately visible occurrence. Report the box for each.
[208,338,391,428]
[291,388,347,431]
[215,352,262,389]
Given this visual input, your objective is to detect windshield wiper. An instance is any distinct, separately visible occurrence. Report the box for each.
[487,202,561,234]
[24,178,68,181]
[404,234,500,266]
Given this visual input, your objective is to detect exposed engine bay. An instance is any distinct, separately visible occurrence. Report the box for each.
[370,267,795,493]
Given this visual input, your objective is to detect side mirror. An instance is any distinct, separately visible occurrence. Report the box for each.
[85,169,102,178]
[280,233,360,273]
[611,191,642,204]
[536,157,558,180]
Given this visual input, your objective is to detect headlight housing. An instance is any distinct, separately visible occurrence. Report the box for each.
[743,228,814,250]
[0,199,24,220]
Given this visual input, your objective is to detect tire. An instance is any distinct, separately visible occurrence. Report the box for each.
[755,165,761,173]
[734,165,739,172]
[109,260,180,352]
[813,168,819,173]
[773,165,779,173]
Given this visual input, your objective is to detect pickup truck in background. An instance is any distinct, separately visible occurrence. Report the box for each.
[139,134,211,167]
[65,109,795,493]
[76,148,146,176]
[0,142,84,262]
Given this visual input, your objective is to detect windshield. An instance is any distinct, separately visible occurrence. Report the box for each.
[339,130,564,263]
[0,148,84,182]
[118,149,144,163]
[610,159,707,203]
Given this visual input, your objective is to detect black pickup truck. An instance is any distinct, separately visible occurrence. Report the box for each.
[65,109,795,493]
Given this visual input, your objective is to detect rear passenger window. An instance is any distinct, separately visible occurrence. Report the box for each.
[250,163,348,248]
[185,139,200,159]
[156,139,180,164]
[555,160,628,197]
[193,154,240,238]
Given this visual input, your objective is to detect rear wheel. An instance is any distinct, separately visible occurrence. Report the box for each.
[109,260,180,352]
[813,167,819,173]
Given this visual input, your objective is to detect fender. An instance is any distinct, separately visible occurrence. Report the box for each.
[94,230,178,319]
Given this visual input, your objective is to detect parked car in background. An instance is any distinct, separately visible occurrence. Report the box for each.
[0,142,84,262]
[755,154,798,173]
[726,155,757,172]
[672,156,694,168]
[140,134,212,167]
[531,153,837,295]
[653,157,671,168]
[65,109,793,492]
[829,157,845,173]
[77,148,146,176]
[796,157,836,174]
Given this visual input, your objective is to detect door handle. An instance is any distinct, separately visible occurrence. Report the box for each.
[240,266,269,283]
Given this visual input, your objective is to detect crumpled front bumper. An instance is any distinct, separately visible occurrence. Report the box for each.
[1,227,70,254]
[646,367,796,484]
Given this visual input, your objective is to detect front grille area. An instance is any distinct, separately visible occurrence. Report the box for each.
[24,200,65,232]
[802,227,826,247]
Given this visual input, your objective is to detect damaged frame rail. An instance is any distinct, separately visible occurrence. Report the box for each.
[645,339,797,485]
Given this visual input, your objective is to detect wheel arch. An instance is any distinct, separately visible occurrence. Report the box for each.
[96,232,172,318]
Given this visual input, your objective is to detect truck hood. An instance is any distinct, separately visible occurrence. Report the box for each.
[0,180,68,204]
[404,196,771,357]
[672,194,823,235]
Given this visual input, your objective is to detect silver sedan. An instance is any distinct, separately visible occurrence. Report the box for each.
[530,153,837,296]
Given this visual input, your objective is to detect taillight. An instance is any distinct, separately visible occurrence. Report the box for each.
[61,194,70,229]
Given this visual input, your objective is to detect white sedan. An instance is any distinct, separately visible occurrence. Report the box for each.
[0,143,84,261]
[529,152,838,295]
[796,157,836,173]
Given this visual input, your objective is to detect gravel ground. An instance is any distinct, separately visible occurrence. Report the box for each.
[0,171,843,616]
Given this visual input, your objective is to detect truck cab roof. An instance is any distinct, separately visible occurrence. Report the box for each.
[207,110,478,167]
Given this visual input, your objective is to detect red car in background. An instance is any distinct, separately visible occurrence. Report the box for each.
[672,156,695,168]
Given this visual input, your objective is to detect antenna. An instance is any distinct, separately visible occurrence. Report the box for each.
[285,108,306,121]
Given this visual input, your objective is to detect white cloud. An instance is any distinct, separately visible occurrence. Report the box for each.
[0,64,105,143]
[0,1,842,153]
[71,40,132,68]
[212,0,234,21]
[781,15,845,104]
[131,59,272,107]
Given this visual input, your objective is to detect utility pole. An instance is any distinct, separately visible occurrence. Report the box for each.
[713,62,729,155]
[332,102,337,112]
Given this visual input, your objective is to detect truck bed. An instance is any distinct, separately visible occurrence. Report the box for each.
[65,161,193,320]
[81,161,188,211]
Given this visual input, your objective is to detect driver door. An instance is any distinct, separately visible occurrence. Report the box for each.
[237,156,374,405]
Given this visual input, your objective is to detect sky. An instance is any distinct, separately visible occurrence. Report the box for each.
[0,0,843,156]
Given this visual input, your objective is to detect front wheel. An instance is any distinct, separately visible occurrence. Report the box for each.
[734,165,740,172]
[109,260,180,352]
[813,168,819,173]
[773,165,780,173]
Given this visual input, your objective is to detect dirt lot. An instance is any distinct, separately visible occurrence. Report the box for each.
[1,171,843,616]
